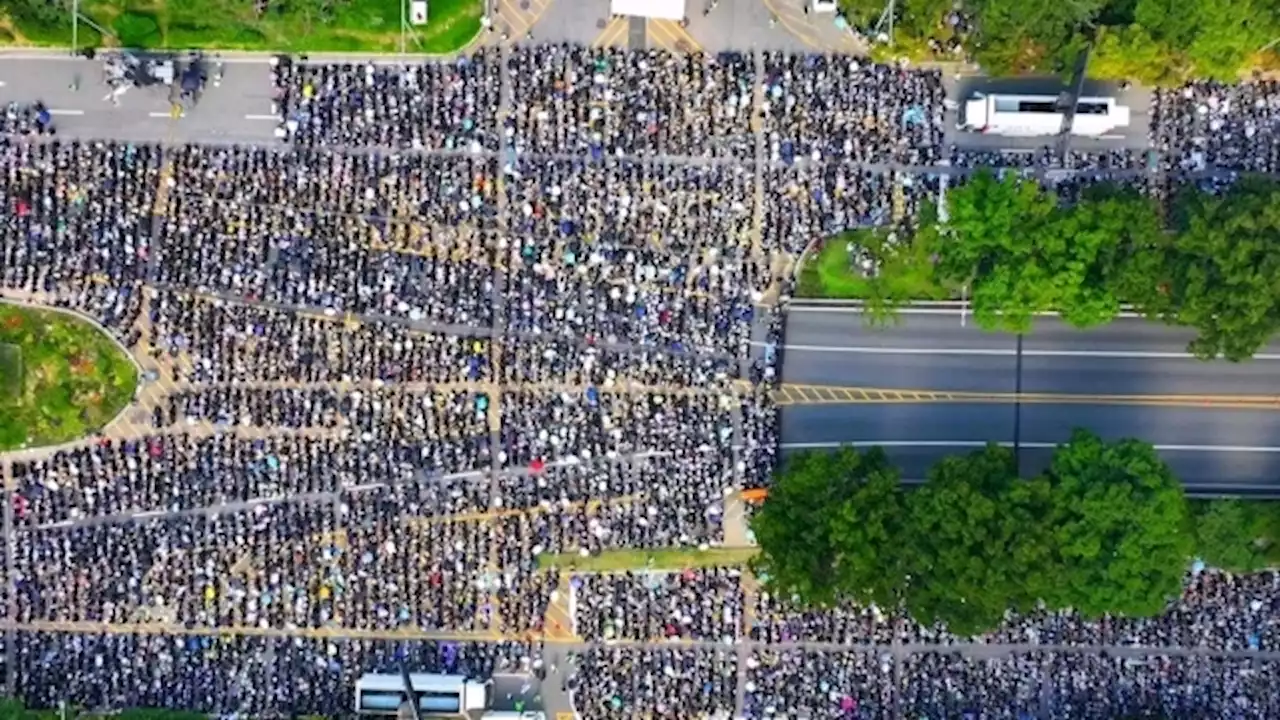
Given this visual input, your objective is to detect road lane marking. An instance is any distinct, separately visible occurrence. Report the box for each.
[48,109,85,116]
[648,19,702,53]
[593,16,629,48]
[781,441,1280,453]
[760,0,824,50]
[243,113,277,120]
[788,305,1147,319]
[763,342,1280,361]
[772,384,1280,410]
[497,0,538,32]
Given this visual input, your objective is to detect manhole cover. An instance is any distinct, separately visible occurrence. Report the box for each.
[597,18,607,29]
[520,0,529,9]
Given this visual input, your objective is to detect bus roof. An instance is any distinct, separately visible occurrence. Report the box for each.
[357,673,470,693]
[963,93,1129,136]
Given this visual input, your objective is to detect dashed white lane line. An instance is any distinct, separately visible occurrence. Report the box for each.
[760,342,1280,361]
[244,114,277,120]
[48,109,85,116]
[789,305,1146,319]
[782,441,1280,453]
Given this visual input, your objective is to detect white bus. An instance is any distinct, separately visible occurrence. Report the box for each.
[355,673,488,716]
[959,93,1131,137]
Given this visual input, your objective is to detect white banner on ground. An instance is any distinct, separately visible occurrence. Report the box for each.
[410,0,428,25]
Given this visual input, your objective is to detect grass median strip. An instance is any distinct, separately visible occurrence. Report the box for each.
[3,0,483,54]
[797,228,951,303]
[536,545,758,572]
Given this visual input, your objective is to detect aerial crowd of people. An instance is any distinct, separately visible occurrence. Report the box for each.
[0,43,1278,719]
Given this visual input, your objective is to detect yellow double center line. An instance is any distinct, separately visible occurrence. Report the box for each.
[771,384,1280,410]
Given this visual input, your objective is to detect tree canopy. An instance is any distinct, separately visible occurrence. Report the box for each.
[925,172,1152,333]
[900,446,1030,636]
[846,0,1280,81]
[750,447,906,608]
[926,171,1059,332]
[878,175,1280,360]
[1041,429,1193,617]
[1123,180,1280,361]
[750,432,1240,636]
[1191,499,1273,573]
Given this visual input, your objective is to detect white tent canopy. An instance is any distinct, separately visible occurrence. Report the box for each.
[611,0,685,21]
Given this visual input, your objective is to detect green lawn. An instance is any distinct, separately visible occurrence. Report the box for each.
[3,0,483,54]
[0,343,19,401]
[797,228,951,302]
[536,546,759,572]
[0,303,138,451]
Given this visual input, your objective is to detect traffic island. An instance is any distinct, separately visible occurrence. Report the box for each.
[0,302,138,451]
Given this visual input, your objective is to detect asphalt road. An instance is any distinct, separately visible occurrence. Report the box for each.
[0,55,280,145]
[781,307,1280,396]
[778,306,1280,492]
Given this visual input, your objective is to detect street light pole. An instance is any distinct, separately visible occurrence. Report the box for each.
[888,0,895,46]
[71,0,79,57]
[400,0,406,55]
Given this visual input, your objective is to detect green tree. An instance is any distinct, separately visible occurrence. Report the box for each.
[842,0,957,40]
[927,171,1058,332]
[1051,184,1160,328]
[1043,429,1193,618]
[901,445,1025,636]
[1192,499,1271,573]
[1132,0,1200,50]
[1124,179,1280,361]
[1089,25,1185,91]
[6,0,64,29]
[751,448,907,608]
[1090,0,1280,83]
[1184,0,1277,80]
[929,172,1143,332]
[966,0,1106,72]
[1002,473,1062,609]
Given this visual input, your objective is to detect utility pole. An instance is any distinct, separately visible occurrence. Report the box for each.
[1056,38,1093,160]
[71,0,79,56]
[399,0,406,55]
[1013,333,1024,476]
[398,664,424,720]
